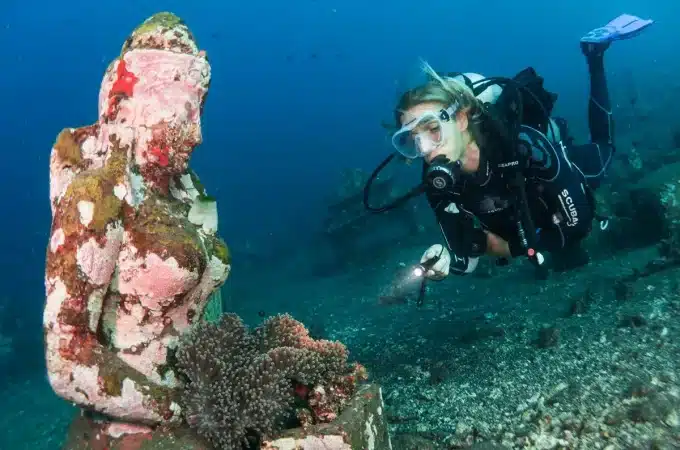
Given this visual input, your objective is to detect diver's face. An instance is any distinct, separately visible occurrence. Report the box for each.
[400,102,468,163]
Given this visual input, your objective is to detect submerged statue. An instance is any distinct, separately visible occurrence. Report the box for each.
[44,11,392,450]
[44,11,230,444]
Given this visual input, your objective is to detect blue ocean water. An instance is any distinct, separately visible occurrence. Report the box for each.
[1,1,679,448]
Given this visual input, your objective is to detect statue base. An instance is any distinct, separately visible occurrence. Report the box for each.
[62,384,391,450]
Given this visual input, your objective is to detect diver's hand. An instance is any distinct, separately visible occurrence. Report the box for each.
[485,231,511,258]
[420,244,451,280]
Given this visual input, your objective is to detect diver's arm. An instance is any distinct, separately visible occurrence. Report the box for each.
[519,140,594,253]
[536,176,593,252]
[485,231,511,257]
[426,194,484,274]
[514,120,594,255]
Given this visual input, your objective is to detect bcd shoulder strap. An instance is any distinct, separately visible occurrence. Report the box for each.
[479,96,548,277]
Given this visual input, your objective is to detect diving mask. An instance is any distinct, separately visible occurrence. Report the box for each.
[391,104,458,159]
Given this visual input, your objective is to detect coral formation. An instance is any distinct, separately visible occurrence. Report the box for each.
[175,313,364,449]
[44,10,229,435]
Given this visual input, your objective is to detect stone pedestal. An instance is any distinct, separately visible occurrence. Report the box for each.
[62,384,391,450]
[61,412,210,450]
[263,384,392,450]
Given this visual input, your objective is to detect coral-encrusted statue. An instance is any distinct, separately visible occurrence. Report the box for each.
[44,12,230,447]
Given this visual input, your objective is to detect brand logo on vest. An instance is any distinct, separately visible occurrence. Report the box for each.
[558,189,579,227]
[432,176,448,189]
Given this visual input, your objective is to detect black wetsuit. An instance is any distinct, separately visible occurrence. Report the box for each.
[426,43,614,274]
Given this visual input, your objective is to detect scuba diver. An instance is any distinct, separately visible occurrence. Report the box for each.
[364,14,654,281]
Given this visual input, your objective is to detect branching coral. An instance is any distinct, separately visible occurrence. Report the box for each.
[175,313,359,449]
[256,313,348,386]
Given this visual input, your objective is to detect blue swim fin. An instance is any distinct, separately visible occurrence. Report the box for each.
[581,14,654,44]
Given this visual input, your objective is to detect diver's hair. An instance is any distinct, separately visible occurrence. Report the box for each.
[395,61,483,125]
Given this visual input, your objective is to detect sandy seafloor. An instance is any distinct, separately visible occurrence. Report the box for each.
[3,242,680,449]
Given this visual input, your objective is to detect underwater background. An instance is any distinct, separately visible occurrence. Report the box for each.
[2,0,680,448]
